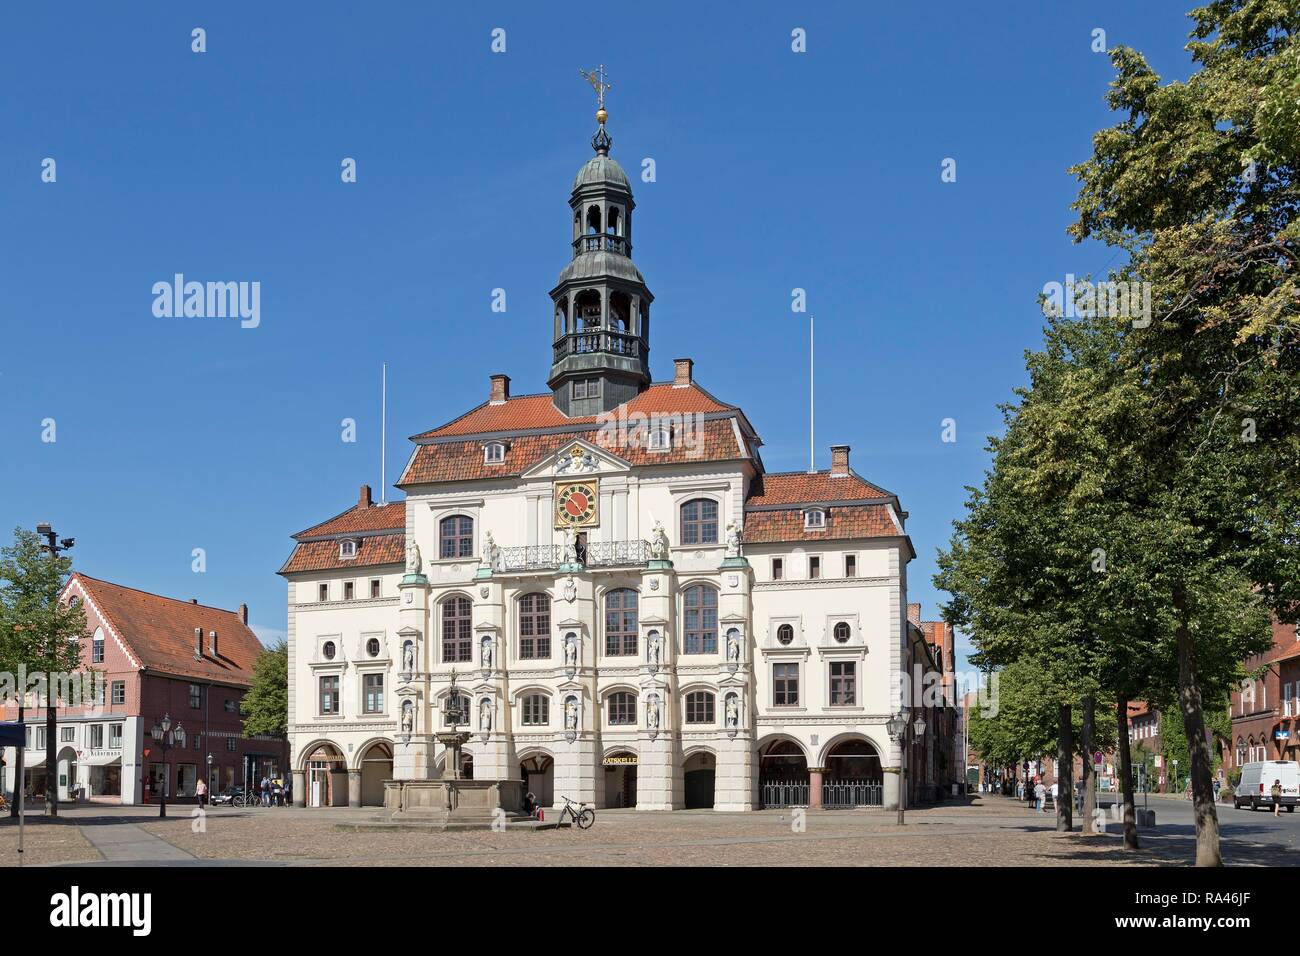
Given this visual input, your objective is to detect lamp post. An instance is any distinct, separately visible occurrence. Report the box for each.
[887,711,907,825]
[149,714,185,818]
[32,522,74,818]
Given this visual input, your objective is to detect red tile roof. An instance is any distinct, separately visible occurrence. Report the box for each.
[279,534,405,574]
[401,419,746,485]
[69,574,266,686]
[742,504,899,543]
[746,471,891,506]
[294,501,405,539]
[412,382,734,439]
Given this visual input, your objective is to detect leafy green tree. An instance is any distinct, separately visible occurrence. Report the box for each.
[1068,0,1300,865]
[0,528,87,816]
[241,639,287,738]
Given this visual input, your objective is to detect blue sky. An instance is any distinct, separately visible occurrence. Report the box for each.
[0,2,1198,667]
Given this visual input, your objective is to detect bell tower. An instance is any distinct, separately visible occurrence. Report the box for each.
[549,66,653,416]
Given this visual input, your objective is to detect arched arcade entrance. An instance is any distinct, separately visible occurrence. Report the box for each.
[358,741,393,807]
[822,737,884,807]
[758,738,809,808]
[519,753,554,807]
[683,751,715,809]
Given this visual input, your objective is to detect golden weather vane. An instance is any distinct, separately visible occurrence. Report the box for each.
[579,64,612,121]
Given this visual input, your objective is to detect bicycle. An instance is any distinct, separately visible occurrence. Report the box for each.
[555,795,595,829]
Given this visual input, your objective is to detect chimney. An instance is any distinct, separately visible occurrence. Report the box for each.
[489,374,511,404]
[194,626,203,660]
[209,629,219,657]
[673,358,694,387]
[238,602,248,625]
[907,603,921,626]
[359,484,373,509]
[831,444,851,476]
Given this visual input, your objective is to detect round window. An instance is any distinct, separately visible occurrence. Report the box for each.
[833,622,851,643]
[366,638,381,657]
[322,641,336,660]
[777,624,794,645]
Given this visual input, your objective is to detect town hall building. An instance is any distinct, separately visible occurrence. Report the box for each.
[279,97,953,813]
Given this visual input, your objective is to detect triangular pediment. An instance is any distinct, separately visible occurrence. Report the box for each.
[521,438,631,480]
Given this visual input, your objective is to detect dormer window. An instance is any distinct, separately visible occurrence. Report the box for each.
[804,508,827,530]
[339,539,358,559]
[647,424,671,452]
[484,441,506,464]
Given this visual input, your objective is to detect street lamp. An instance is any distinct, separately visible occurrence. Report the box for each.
[150,714,185,818]
[887,711,908,825]
[30,522,74,819]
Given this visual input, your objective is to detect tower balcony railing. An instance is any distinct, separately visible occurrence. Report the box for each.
[552,330,643,362]
[494,539,651,573]
[572,234,630,257]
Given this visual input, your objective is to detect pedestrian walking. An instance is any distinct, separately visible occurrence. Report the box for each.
[1034,780,1046,813]
[1272,778,1283,817]
[260,775,271,808]
[195,777,208,808]
[1050,781,1059,811]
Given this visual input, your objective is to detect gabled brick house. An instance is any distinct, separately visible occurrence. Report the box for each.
[0,574,287,805]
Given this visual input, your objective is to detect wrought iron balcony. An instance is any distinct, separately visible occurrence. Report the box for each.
[552,330,643,362]
[494,539,651,573]
[572,234,630,257]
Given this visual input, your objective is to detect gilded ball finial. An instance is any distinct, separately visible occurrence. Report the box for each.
[596,106,608,125]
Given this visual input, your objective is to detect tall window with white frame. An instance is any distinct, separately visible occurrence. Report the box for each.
[685,690,715,724]
[604,588,638,656]
[439,515,475,559]
[680,498,718,545]
[522,693,550,727]
[363,673,384,715]
[442,596,473,663]
[607,691,636,726]
[773,663,800,706]
[829,662,856,706]
[320,675,340,715]
[519,593,551,660]
[92,628,105,663]
[683,585,718,654]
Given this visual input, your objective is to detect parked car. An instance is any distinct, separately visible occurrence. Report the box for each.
[1233,761,1298,811]
[210,786,246,807]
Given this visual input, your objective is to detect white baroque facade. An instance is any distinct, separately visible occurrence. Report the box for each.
[280,114,932,813]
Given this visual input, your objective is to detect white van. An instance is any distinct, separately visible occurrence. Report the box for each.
[1234,761,1299,811]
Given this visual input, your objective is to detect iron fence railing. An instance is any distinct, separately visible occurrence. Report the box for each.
[494,540,651,573]
[585,539,651,567]
[760,779,809,808]
[822,780,883,808]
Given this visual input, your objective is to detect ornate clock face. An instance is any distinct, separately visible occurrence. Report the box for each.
[555,480,598,528]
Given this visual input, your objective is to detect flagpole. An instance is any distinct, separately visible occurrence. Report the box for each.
[380,364,388,505]
[809,315,815,473]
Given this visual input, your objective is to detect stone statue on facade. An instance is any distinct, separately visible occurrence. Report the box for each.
[481,530,501,570]
[406,540,422,575]
[564,696,578,731]
[401,699,414,735]
[725,519,743,558]
[649,520,668,560]
[647,631,663,668]
[480,637,493,671]
[564,633,578,669]
[556,445,597,475]
[725,694,739,729]
[646,694,660,732]
[562,574,577,603]
[562,524,579,565]
[479,698,492,733]
[726,629,741,664]
[402,640,415,673]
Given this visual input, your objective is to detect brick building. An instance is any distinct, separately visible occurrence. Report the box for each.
[1223,619,1300,772]
[0,574,287,805]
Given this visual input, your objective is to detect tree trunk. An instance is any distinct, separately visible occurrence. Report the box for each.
[9,700,23,817]
[1081,695,1095,834]
[1173,586,1221,866]
[1116,694,1139,849]
[45,697,57,817]
[1056,703,1073,831]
